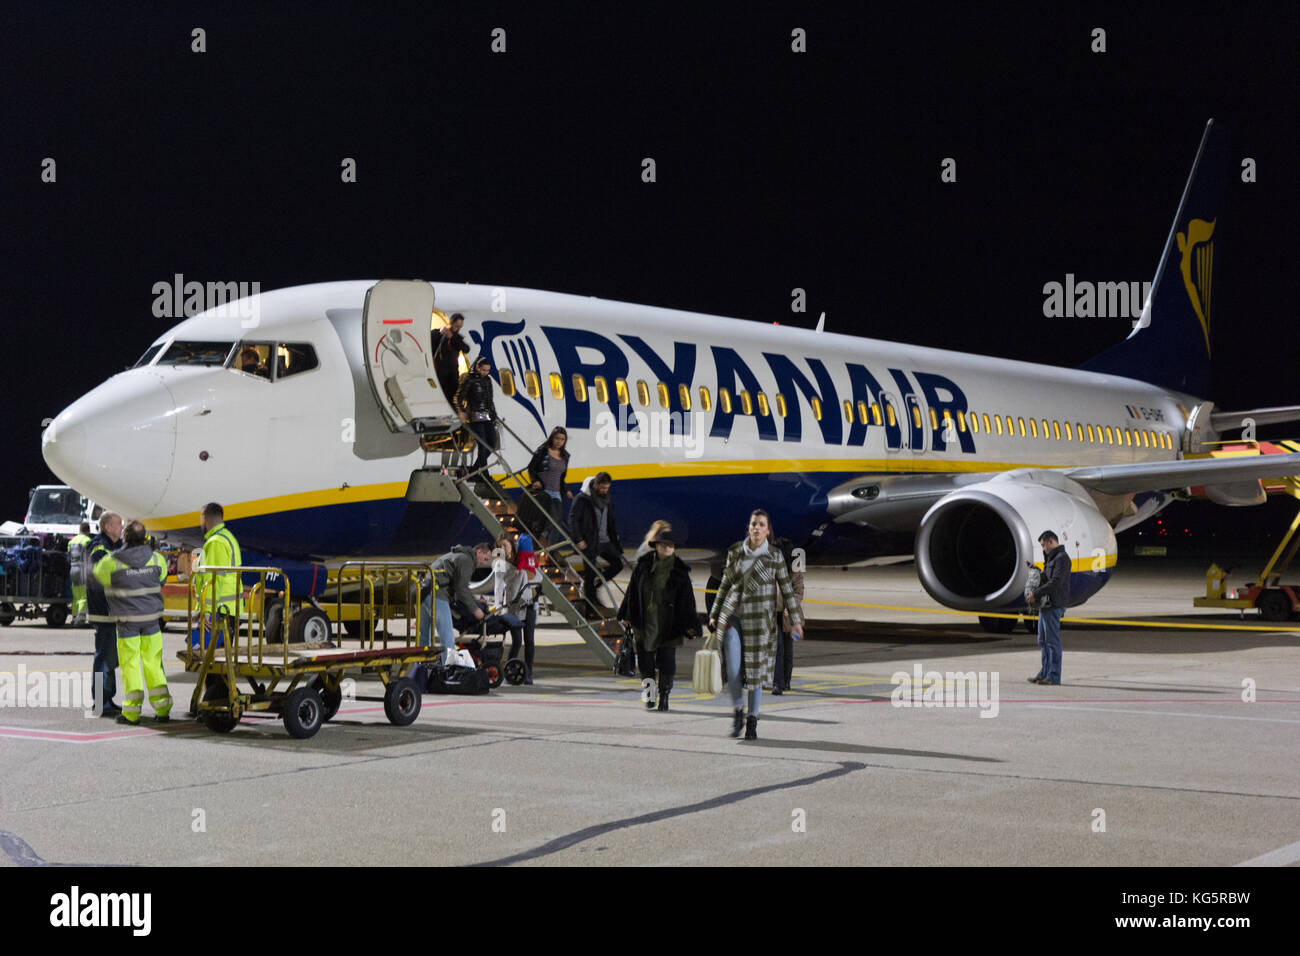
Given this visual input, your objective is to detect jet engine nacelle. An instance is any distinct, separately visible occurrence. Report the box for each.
[914,470,1117,612]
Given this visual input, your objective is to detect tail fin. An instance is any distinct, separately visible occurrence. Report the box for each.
[1079,120,1228,397]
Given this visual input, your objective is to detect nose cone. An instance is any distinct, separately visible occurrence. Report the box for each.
[42,371,177,516]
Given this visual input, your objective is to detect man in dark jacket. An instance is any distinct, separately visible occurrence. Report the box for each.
[85,512,124,717]
[618,532,698,711]
[569,472,623,607]
[455,355,499,476]
[1027,530,1070,685]
[432,312,470,402]
[421,542,493,664]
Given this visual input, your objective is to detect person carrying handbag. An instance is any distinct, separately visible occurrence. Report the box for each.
[709,510,804,740]
[617,531,698,712]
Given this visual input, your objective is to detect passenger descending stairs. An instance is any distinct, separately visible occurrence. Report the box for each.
[409,432,629,668]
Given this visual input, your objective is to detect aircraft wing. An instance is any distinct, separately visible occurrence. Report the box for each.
[1063,451,1300,495]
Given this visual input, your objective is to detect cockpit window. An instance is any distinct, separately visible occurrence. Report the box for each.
[234,342,273,379]
[274,343,318,380]
[157,341,235,366]
[133,344,164,368]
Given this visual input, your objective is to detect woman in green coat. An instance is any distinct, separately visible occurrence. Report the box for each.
[709,510,804,740]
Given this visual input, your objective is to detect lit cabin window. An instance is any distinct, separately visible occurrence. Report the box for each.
[1004,415,1014,436]
[698,386,712,411]
[593,376,609,403]
[616,378,629,405]
[912,406,923,429]
[886,403,897,427]
[571,374,588,402]
[1052,420,1061,440]
[774,394,788,418]
[929,408,939,429]
[981,413,991,433]
[843,400,854,423]
[739,390,753,415]
[719,388,733,413]
[498,369,516,396]
[636,380,650,406]
[969,412,979,434]
[657,382,670,408]
[1127,428,1135,446]
[957,410,967,432]
[1104,426,1114,444]
[857,401,869,425]
[1165,432,1173,450]
[1028,418,1038,438]
[525,370,541,399]
[994,415,1003,436]
[1063,422,1073,440]
[549,373,564,400]
[942,411,954,436]
[1040,418,1049,439]
[678,384,692,411]
[1085,424,1093,442]
[1017,417,1027,437]
[756,392,770,417]
[870,403,881,425]
[810,396,823,421]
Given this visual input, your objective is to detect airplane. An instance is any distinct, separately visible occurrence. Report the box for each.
[40,120,1300,628]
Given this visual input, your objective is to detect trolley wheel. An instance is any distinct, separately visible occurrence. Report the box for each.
[201,676,239,733]
[484,663,503,688]
[977,615,1016,634]
[44,604,68,628]
[314,676,343,722]
[503,658,526,685]
[0,603,14,626]
[383,677,422,726]
[1257,590,1291,622]
[282,686,324,739]
[289,606,331,644]
[1023,616,1038,634]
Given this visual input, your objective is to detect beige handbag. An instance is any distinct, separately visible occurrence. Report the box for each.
[692,630,723,695]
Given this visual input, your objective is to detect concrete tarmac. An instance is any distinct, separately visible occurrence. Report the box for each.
[1,559,1297,867]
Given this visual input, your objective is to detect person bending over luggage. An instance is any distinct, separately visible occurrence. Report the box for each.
[618,531,698,712]
[421,542,493,665]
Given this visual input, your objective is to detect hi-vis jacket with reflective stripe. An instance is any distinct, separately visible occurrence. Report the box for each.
[92,544,167,624]
[192,522,242,615]
[67,533,92,587]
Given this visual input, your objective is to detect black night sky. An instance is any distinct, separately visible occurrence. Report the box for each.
[2,2,1298,553]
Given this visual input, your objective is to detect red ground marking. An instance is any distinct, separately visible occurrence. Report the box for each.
[0,725,158,742]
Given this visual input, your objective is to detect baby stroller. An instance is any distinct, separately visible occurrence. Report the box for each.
[448,599,508,688]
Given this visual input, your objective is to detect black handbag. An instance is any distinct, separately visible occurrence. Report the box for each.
[613,631,638,677]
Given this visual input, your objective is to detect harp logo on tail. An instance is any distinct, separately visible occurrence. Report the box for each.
[1176,217,1215,355]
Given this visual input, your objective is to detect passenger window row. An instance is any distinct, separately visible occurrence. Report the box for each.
[494,369,1173,450]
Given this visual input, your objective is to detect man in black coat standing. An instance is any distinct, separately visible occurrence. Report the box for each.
[1027,530,1070,685]
[432,312,470,403]
[569,472,623,607]
[618,532,698,711]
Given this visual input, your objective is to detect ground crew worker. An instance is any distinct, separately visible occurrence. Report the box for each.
[419,542,493,664]
[86,512,124,717]
[93,520,171,725]
[190,503,242,643]
[67,521,92,626]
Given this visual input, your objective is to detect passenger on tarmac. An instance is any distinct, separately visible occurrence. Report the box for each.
[491,535,540,684]
[86,512,124,717]
[569,472,623,609]
[93,520,172,725]
[526,426,573,540]
[1026,530,1070,686]
[618,531,698,712]
[710,509,804,741]
[432,312,470,403]
[421,542,493,665]
[190,503,242,643]
[771,534,803,695]
[455,355,500,482]
[636,520,672,560]
[67,521,92,626]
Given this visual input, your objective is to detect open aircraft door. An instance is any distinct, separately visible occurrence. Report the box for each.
[362,280,458,436]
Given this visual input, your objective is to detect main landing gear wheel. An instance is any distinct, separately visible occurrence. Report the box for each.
[282,686,325,739]
[289,606,331,644]
[503,659,527,686]
[977,615,1016,634]
[383,677,422,726]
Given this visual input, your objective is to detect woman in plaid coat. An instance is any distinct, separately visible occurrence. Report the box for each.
[709,510,804,740]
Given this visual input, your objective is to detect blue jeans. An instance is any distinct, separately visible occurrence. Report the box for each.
[419,590,457,656]
[92,622,118,708]
[1036,606,1064,682]
[723,625,761,714]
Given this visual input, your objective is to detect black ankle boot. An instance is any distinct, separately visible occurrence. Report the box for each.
[744,715,758,740]
[657,688,669,712]
[730,707,744,737]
